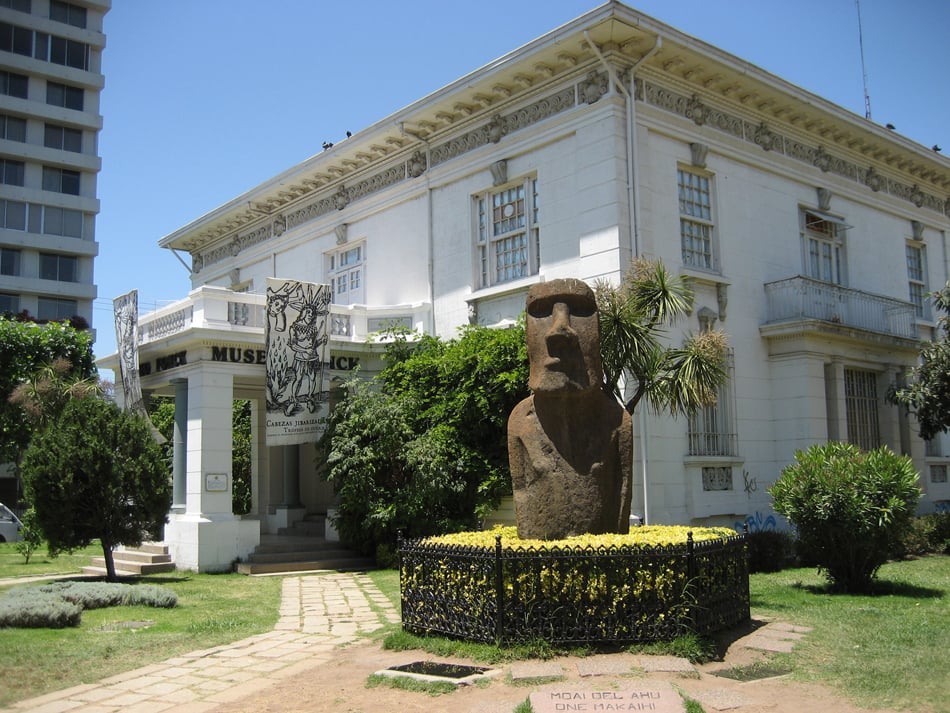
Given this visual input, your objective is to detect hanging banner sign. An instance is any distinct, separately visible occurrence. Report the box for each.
[113,289,147,417]
[264,278,332,446]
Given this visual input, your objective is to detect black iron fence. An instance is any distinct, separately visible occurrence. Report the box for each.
[399,532,749,645]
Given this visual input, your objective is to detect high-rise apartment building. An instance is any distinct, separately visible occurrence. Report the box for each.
[0,0,109,329]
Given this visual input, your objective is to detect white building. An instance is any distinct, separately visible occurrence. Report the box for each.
[101,1,950,571]
[0,0,106,326]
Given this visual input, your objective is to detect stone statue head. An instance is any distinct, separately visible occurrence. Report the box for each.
[525,278,603,395]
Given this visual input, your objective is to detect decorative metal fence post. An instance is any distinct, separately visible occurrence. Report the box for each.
[494,534,504,644]
[686,531,695,580]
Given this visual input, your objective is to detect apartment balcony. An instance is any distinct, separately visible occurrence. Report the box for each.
[137,285,430,347]
[760,276,919,348]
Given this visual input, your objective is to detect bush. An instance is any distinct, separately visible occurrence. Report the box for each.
[0,590,82,628]
[770,443,921,593]
[0,581,178,628]
[892,512,950,558]
[745,530,795,573]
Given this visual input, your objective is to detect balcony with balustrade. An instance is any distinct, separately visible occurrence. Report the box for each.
[760,276,920,350]
[136,285,430,347]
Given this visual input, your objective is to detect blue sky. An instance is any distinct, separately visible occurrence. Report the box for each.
[93,0,949,368]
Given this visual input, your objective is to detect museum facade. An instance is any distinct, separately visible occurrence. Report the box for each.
[100,1,950,571]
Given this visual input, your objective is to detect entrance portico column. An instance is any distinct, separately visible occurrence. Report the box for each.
[170,377,187,511]
[164,363,259,571]
[282,444,302,507]
[184,364,232,516]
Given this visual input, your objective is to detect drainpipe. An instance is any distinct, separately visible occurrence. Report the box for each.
[585,32,662,525]
[583,32,661,258]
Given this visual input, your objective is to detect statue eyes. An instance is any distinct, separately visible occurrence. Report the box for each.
[527,298,596,319]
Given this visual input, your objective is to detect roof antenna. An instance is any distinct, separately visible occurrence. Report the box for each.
[856,0,872,120]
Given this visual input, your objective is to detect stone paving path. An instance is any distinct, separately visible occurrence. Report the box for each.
[2,572,400,713]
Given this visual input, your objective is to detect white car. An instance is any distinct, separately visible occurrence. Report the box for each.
[0,503,23,542]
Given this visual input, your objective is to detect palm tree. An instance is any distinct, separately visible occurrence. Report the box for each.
[595,257,728,417]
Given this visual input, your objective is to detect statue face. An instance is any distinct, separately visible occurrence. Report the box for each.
[525,279,602,394]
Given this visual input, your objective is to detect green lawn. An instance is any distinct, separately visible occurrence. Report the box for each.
[1,544,947,712]
[748,555,949,712]
[0,541,103,579]
[0,545,283,707]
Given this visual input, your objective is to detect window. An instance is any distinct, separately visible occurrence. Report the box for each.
[802,211,846,284]
[0,0,31,13]
[46,34,89,70]
[678,168,716,271]
[42,166,80,195]
[40,253,77,282]
[0,21,33,57]
[844,368,880,451]
[701,466,733,492]
[0,200,26,230]
[0,200,82,237]
[328,243,364,305]
[906,242,929,319]
[0,293,19,315]
[0,114,26,142]
[1,159,24,186]
[475,177,540,288]
[44,124,82,153]
[46,82,83,111]
[931,464,948,484]
[37,296,76,321]
[0,70,28,99]
[42,205,83,237]
[50,1,86,28]
[0,23,89,70]
[688,349,737,456]
[0,248,20,276]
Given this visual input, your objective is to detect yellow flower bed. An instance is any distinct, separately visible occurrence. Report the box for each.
[400,524,749,644]
[424,524,737,549]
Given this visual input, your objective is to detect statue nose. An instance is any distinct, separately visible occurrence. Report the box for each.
[546,302,576,342]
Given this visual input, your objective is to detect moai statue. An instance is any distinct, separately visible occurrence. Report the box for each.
[508,278,632,539]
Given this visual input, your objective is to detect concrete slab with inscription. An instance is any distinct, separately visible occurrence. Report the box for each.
[530,682,684,713]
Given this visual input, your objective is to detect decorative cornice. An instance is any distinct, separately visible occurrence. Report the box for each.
[194,85,581,273]
[641,79,949,218]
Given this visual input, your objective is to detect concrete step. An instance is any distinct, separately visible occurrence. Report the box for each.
[245,548,362,564]
[84,557,176,575]
[130,543,170,556]
[81,543,175,577]
[252,538,346,555]
[277,514,327,538]
[106,550,172,565]
[236,556,376,575]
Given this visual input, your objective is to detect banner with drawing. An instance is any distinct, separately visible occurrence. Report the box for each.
[113,289,147,417]
[265,278,332,446]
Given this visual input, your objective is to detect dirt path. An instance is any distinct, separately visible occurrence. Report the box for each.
[211,626,903,713]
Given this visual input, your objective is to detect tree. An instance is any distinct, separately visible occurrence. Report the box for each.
[889,282,950,440]
[320,324,529,557]
[0,317,96,468]
[20,397,171,581]
[595,258,728,416]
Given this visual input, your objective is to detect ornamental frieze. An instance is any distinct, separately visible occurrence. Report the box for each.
[641,79,946,217]
[430,86,575,167]
[195,85,580,271]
